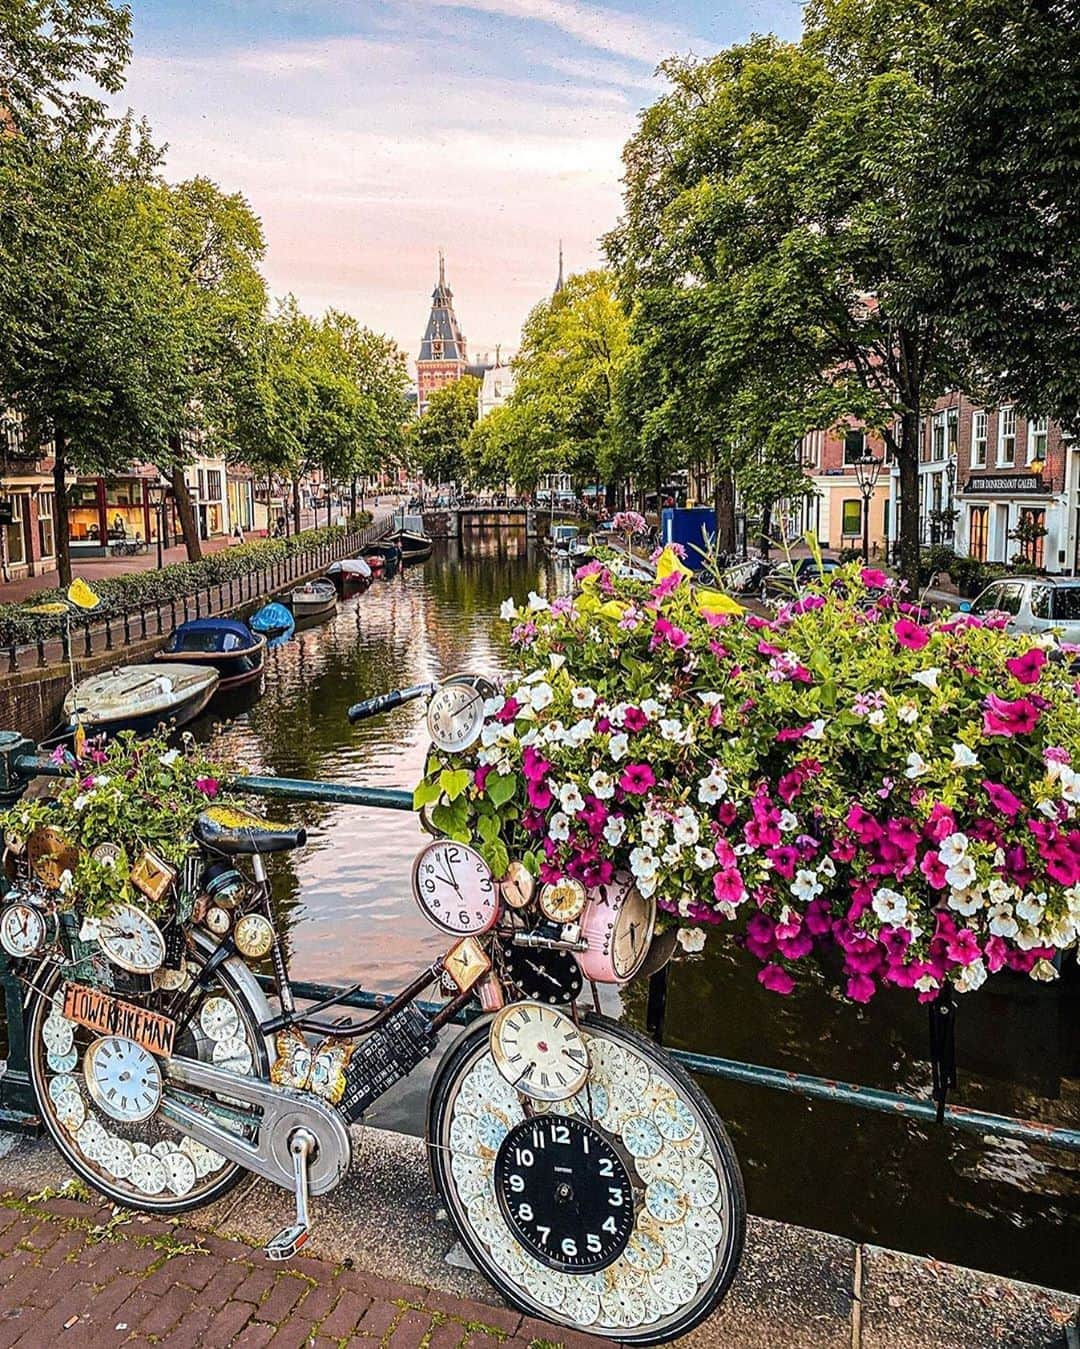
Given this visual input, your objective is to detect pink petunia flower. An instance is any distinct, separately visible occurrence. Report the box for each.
[861,568,889,589]
[619,763,656,795]
[1005,647,1047,685]
[845,973,877,1003]
[195,777,219,797]
[622,706,648,732]
[758,964,795,995]
[982,780,1023,817]
[894,618,930,651]
[983,693,1041,737]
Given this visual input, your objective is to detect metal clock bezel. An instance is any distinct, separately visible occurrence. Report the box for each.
[0,902,48,958]
[410,840,499,936]
[97,902,166,974]
[84,1035,163,1123]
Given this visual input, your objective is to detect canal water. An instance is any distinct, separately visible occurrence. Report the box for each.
[189,536,1080,1294]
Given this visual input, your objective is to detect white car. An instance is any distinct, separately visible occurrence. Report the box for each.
[963,577,1080,643]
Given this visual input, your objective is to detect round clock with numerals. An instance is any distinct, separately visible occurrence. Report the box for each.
[98,902,165,974]
[426,677,491,754]
[84,1036,162,1123]
[494,1115,635,1272]
[576,872,656,984]
[489,1001,589,1100]
[411,841,499,935]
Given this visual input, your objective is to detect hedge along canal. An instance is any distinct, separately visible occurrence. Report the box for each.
[173,532,1080,1297]
[0,518,383,741]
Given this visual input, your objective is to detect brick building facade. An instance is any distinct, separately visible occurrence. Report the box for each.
[786,422,892,556]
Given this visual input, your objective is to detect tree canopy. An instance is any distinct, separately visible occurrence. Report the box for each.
[413,375,480,489]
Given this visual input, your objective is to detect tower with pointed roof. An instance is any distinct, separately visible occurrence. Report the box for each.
[554,240,565,295]
[416,251,468,415]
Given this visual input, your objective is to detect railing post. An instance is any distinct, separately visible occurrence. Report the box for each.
[0,952,41,1132]
[646,965,669,1044]
[122,611,131,645]
[104,617,113,652]
[83,621,92,657]
[6,646,15,675]
[35,637,46,669]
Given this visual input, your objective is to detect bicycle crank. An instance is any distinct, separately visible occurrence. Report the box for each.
[161,1055,352,1200]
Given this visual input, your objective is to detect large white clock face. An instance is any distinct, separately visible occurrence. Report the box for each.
[84,1036,163,1123]
[412,841,498,935]
[98,902,165,974]
[489,1002,590,1101]
[426,682,486,753]
[0,903,45,958]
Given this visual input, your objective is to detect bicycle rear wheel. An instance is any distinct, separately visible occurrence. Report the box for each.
[428,1012,745,1345]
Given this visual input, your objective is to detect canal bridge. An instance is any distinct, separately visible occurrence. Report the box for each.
[422,504,578,542]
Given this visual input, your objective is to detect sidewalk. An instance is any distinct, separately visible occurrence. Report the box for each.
[0,1187,597,1349]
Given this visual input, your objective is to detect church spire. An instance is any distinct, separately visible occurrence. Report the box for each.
[554,240,564,295]
[438,248,446,289]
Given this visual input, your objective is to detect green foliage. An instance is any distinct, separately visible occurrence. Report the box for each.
[0,731,232,920]
[0,0,131,128]
[0,523,353,645]
[412,374,481,486]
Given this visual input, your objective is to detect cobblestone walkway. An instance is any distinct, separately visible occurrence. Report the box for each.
[0,1188,610,1349]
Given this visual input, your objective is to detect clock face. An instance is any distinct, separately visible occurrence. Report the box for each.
[0,903,46,958]
[494,1115,635,1271]
[539,878,586,924]
[98,903,165,974]
[199,995,240,1041]
[234,913,274,959]
[444,935,492,992]
[505,946,582,1006]
[611,883,656,979]
[426,682,486,753]
[412,842,498,935]
[84,1036,163,1123]
[489,1002,589,1101]
[499,861,536,911]
[205,906,231,936]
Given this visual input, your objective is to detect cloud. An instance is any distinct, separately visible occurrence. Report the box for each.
[416,0,699,63]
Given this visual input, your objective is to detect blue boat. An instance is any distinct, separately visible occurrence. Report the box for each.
[154,618,266,690]
[249,602,295,647]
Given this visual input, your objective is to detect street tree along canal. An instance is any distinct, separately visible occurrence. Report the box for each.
[175,533,1079,1295]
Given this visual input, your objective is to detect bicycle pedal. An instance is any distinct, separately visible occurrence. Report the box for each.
[265,1223,310,1261]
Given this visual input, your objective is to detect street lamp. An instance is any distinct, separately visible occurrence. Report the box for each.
[853,452,883,564]
[944,453,957,541]
[146,478,167,571]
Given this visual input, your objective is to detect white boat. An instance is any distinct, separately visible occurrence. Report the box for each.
[59,664,220,738]
[290,579,338,619]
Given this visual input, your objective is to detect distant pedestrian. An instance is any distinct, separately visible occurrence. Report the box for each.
[232,521,244,543]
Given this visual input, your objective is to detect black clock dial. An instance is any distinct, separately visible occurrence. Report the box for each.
[494,1116,635,1272]
[505,946,582,1006]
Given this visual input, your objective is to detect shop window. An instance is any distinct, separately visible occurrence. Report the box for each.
[841,499,862,536]
[969,506,988,561]
[3,494,25,567]
[37,491,54,559]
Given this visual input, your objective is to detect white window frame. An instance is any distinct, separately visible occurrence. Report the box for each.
[37,490,54,559]
[971,410,987,467]
[931,411,946,461]
[1028,416,1048,464]
[997,406,1016,467]
[4,493,25,567]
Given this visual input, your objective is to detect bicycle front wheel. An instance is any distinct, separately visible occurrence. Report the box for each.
[428,1012,745,1345]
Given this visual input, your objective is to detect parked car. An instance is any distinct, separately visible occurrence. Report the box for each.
[763,556,842,597]
[962,576,1080,643]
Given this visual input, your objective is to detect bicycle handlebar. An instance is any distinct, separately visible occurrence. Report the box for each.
[346,682,437,724]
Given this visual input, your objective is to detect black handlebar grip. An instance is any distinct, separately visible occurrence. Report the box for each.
[346,682,436,724]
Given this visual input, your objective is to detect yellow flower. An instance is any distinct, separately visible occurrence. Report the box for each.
[655,546,693,581]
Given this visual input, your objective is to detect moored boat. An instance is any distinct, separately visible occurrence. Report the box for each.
[387,513,433,563]
[154,618,266,690]
[51,663,219,742]
[363,541,402,578]
[290,579,338,619]
[249,602,295,646]
[325,557,373,595]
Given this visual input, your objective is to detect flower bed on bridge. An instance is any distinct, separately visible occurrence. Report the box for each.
[417,550,1080,1002]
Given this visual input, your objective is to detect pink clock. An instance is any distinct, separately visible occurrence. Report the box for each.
[575,871,656,983]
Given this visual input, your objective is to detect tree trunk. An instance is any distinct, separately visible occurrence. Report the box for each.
[714,466,736,556]
[758,500,773,559]
[897,407,921,590]
[350,477,357,521]
[52,431,72,589]
[170,465,202,562]
[292,478,301,535]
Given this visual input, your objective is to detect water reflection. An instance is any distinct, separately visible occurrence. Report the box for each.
[188,537,1079,1293]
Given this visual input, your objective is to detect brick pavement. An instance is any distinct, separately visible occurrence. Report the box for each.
[0,1187,611,1349]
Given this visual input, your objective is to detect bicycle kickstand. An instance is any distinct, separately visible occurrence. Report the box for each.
[265,1127,316,1261]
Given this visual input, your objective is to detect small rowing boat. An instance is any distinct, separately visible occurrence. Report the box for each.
[48,663,219,743]
[154,618,266,690]
[290,579,338,619]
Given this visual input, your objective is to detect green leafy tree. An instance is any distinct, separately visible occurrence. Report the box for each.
[0,0,131,127]
[413,375,481,490]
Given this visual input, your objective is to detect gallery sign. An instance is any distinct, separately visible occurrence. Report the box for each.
[962,474,1044,496]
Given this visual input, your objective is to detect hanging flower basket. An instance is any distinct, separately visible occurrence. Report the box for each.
[416,550,1080,1004]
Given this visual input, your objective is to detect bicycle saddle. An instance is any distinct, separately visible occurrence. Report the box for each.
[193,806,307,856]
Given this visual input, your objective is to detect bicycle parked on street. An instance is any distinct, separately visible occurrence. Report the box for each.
[5,677,745,1344]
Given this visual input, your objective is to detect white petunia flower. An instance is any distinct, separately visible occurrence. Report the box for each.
[608,732,629,762]
[951,743,979,769]
[872,887,908,923]
[1030,958,1059,982]
[868,709,887,729]
[944,854,978,890]
[954,959,987,993]
[548,811,571,842]
[1015,892,1046,925]
[938,833,969,867]
[910,667,941,691]
[529,681,554,712]
[897,700,919,725]
[603,815,626,847]
[640,698,663,720]
[641,814,664,848]
[904,751,929,778]
[914,973,940,994]
[805,719,826,741]
[987,904,1019,938]
[527,590,549,612]
[72,793,91,813]
[558,783,585,815]
[159,749,181,766]
[629,845,658,882]
[779,810,798,833]
[589,770,615,800]
[818,855,837,879]
[694,846,716,870]
[58,869,74,895]
[792,869,823,903]
[947,885,983,916]
[672,808,700,846]
[566,719,594,748]
[571,686,597,710]
[661,843,684,867]
[677,928,706,953]
[499,598,518,621]
[697,770,728,805]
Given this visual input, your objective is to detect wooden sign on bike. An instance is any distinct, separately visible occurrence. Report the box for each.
[62,982,176,1057]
